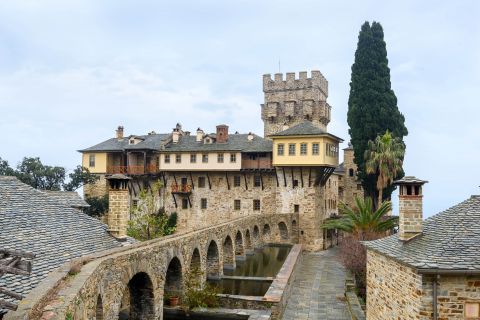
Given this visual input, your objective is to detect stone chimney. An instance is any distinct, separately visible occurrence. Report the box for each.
[116,126,124,140]
[196,128,204,142]
[216,124,229,143]
[394,176,428,241]
[172,128,180,144]
[106,174,131,240]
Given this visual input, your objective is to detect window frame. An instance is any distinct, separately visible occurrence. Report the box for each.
[254,175,261,187]
[288,143,296,156]
[312,143,319,155]
[202,154,208,163]
[234,199,241,210]
[277,143,284,156]
[190,154,197,163]
[88,154,95,167]
[201,198,207,209]
[198,177,206,188]
[253,199,261,211]
[175,154,182,164]
[230,153,236,163]
[233,175,241,187]
[217,153,224,163]
[300,143,307,156]
[164,154,170,164]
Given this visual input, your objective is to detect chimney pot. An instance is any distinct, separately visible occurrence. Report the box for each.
[116,126,124,140]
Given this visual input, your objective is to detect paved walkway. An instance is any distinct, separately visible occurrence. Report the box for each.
[282,248,350,320]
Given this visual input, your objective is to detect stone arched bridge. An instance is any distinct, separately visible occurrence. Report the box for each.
[9,213,298,320]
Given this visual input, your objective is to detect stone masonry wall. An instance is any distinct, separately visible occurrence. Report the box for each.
[341,148,363,208]
[83,174,108,198]
[366,250,424,320]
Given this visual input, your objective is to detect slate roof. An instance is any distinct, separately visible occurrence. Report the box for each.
[79,133,170,152]
[364,195,480,272]
[269,121,343,141]
[162,133,273,153]
[0,176,122,312]
[334,162,345,174]
[41,190,90,209]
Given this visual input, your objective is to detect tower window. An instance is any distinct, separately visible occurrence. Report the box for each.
[349,168,354,177]
[312,143,319,155]
[201,198,207,209]
[233,175,241,187]
[294,205,299,213]
[254,175,261,187]
[277,144,284,156]
[253,199,261,211]
[234,199,241,210]
[89,154,95,167]
[288,144,296,156]
[293,179,299,188]
[300,143,307,155]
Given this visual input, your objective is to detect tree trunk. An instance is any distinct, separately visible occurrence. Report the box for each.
[378,188,383,208]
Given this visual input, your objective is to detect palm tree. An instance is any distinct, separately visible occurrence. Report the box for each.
[364,130,405,207]
[322,197,398,240]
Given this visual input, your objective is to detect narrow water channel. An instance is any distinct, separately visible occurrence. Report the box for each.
[209,244,291,296]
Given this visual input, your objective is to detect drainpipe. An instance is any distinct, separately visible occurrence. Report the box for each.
[432,275,438,320]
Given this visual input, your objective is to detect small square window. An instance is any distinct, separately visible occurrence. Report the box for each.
[201,198,207,209]
[230,153,236,163]
[254,175,261,187]
[190,154,197,163]
[294,204,299,213]
[288,144,296,156]
[312,143,319,155]
[175,154,182,163]
[300,143,307,155]
[217,153,224,163]
[233,175,241,187]
[253,199,261,211]
[89,154,95,167]
[202,154,208,163]
[293,179,299,188]
[234,199,241,210]
[165,155,170,164]
[182,198,189,209]
[277,144,284,156]
[198,177,206,188]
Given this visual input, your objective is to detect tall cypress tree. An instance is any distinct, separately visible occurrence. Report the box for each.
[347,21,408,201]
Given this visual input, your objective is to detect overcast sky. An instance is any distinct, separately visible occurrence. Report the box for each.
[0,0,479,217]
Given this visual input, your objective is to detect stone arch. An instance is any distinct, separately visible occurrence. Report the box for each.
[223,235,234,268]
[253,225,260,246]
[165,257,183,299]
[187,248,203,289]
[235,230,245,257]
[278,222,289,240]
[244,229,253,252]
[206,240,221,278]
[96,294,103,320]
[119,272,155,319]
[263,224,271,242]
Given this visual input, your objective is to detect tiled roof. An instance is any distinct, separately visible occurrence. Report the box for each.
[334,162,345,173]
[41,190,90,208]
[162,134,273,153]
[79,133,170,152]
[364,195,480,271]
[269,121,343,141]
[0,176,122,312]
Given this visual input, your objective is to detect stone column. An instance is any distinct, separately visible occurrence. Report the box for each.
[106,174,131,239]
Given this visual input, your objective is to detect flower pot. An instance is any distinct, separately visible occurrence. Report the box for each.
[169,296,179,307]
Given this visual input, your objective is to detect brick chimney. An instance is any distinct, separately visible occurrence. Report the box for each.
[394,176,428,241]
[106,174,131,239]
[116,126,124,140]
[216,124,229,143]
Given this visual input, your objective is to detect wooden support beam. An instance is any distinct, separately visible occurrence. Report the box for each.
[162,172,167,187]
[173,172,178,185]
[300,167,304,188]
[0,299,18,311]
[172,194,177,208]
[143,151,147,174]
[260,172,264,190]
[225,172,230,190]
[187,195,192,208]
[291,167,295,187]
[189,172,195,189]
[0,287,23,300]
[282,167,287,187]
[275,169,279,187]
[243,172,248,190]
[206,172,212,189]
[308,167,312,187]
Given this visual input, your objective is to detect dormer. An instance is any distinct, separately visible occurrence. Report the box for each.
[203,135,215,144]
[128,136,144,145]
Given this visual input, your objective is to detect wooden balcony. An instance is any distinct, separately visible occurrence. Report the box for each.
[107,164,159,175]
[171,183,192,194]
[241,158,273,170]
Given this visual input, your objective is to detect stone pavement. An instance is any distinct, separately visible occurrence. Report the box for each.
[282,248,350,320]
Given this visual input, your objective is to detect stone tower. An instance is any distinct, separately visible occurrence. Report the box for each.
[394,176,428,241]
[106,174,131,239]
[261,70,331,137]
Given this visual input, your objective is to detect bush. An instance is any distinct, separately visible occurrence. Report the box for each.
[84,195,109,217]
[183,266,220,309]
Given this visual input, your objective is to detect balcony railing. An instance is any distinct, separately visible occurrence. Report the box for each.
[107,164,159,175]
[171,183,192,193]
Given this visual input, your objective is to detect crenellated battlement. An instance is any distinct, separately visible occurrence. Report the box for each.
[263,70,328,97]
